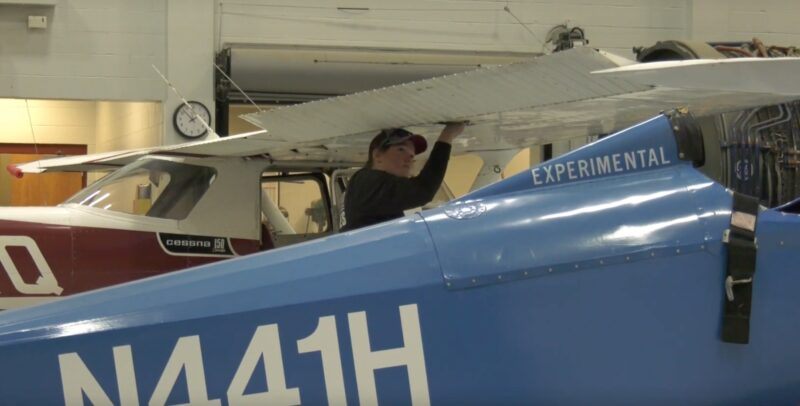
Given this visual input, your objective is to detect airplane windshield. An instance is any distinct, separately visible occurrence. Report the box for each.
[65,159,216,220]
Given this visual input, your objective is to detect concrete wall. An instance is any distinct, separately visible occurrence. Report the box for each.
[2,1,798,106]
[0,0,217,145]
[164,0,215,145]
[0,0,166,101]
[0,98,95,150]
[95,101,162,152]
[691,0,800,44]
[0,99,161,153]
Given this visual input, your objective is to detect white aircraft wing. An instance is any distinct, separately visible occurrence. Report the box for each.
[11,130,284,174]
[12,147,157,174]
[594,57,800,96]
[236,47,800,161]
[14,47,800,173]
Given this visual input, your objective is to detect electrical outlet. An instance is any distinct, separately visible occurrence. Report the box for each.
[28,16,47,29]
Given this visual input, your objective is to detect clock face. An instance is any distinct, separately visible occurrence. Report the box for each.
[173,101,211,138]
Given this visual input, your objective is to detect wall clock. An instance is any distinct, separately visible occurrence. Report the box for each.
[173,101,211,139]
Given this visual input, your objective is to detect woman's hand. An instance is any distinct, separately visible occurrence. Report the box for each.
[437,122,467,144]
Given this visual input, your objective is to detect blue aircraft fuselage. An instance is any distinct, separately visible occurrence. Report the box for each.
[0,111,798,405]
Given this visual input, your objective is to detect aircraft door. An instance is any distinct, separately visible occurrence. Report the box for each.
[261,172,333,248]
[330,168,359,232]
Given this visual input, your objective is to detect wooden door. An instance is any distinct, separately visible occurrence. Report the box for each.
[0,144,87,207]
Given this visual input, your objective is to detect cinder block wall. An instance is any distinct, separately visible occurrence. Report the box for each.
[1,1,798,104]
[692,0,800,45]
[0,0,165,101]
[0,99,95,150]
[95,101,162,152]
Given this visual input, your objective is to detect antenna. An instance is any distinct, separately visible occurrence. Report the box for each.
[503,5,546,52]
[151,65,216,136]
[214,63,264,113]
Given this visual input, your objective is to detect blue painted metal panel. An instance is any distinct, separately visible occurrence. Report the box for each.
[464,114,682,200]
[0,217,440,344]
[0,113,799,404]
[425,165,732,289]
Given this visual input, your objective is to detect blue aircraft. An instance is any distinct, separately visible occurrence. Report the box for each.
[0,108,797,405]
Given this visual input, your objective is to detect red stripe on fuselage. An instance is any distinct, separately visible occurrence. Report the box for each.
[0,219,260,305]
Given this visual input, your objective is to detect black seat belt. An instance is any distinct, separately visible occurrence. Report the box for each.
[721,193,760,344]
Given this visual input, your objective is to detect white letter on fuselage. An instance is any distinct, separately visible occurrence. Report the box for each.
[227,324,301,406]
[59,345,138,406]
[0,236,62,295]
[349,304,430,406]
[149,335,220,406]
[297,315,347,405]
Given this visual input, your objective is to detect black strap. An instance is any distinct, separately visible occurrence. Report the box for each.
[721,193,760,344]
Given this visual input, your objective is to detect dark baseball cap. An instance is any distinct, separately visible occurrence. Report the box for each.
[369,128,428,155]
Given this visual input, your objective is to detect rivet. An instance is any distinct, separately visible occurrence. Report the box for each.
[524,271,529,276]
[446,282,451,287]
[599,260,604,265]
[679,152,685,159]
[650,252,655,257]
[676,249,681,253]
[471,278,477,284]
[574,264,579,269]
[700,245,705,250]
[548,268,553,273]
[497,275,503,280]
[626,256,630,261]
[780,241,784,245]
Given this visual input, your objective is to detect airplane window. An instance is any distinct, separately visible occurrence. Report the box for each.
[261,173,332,239]
[65,159,216,220]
